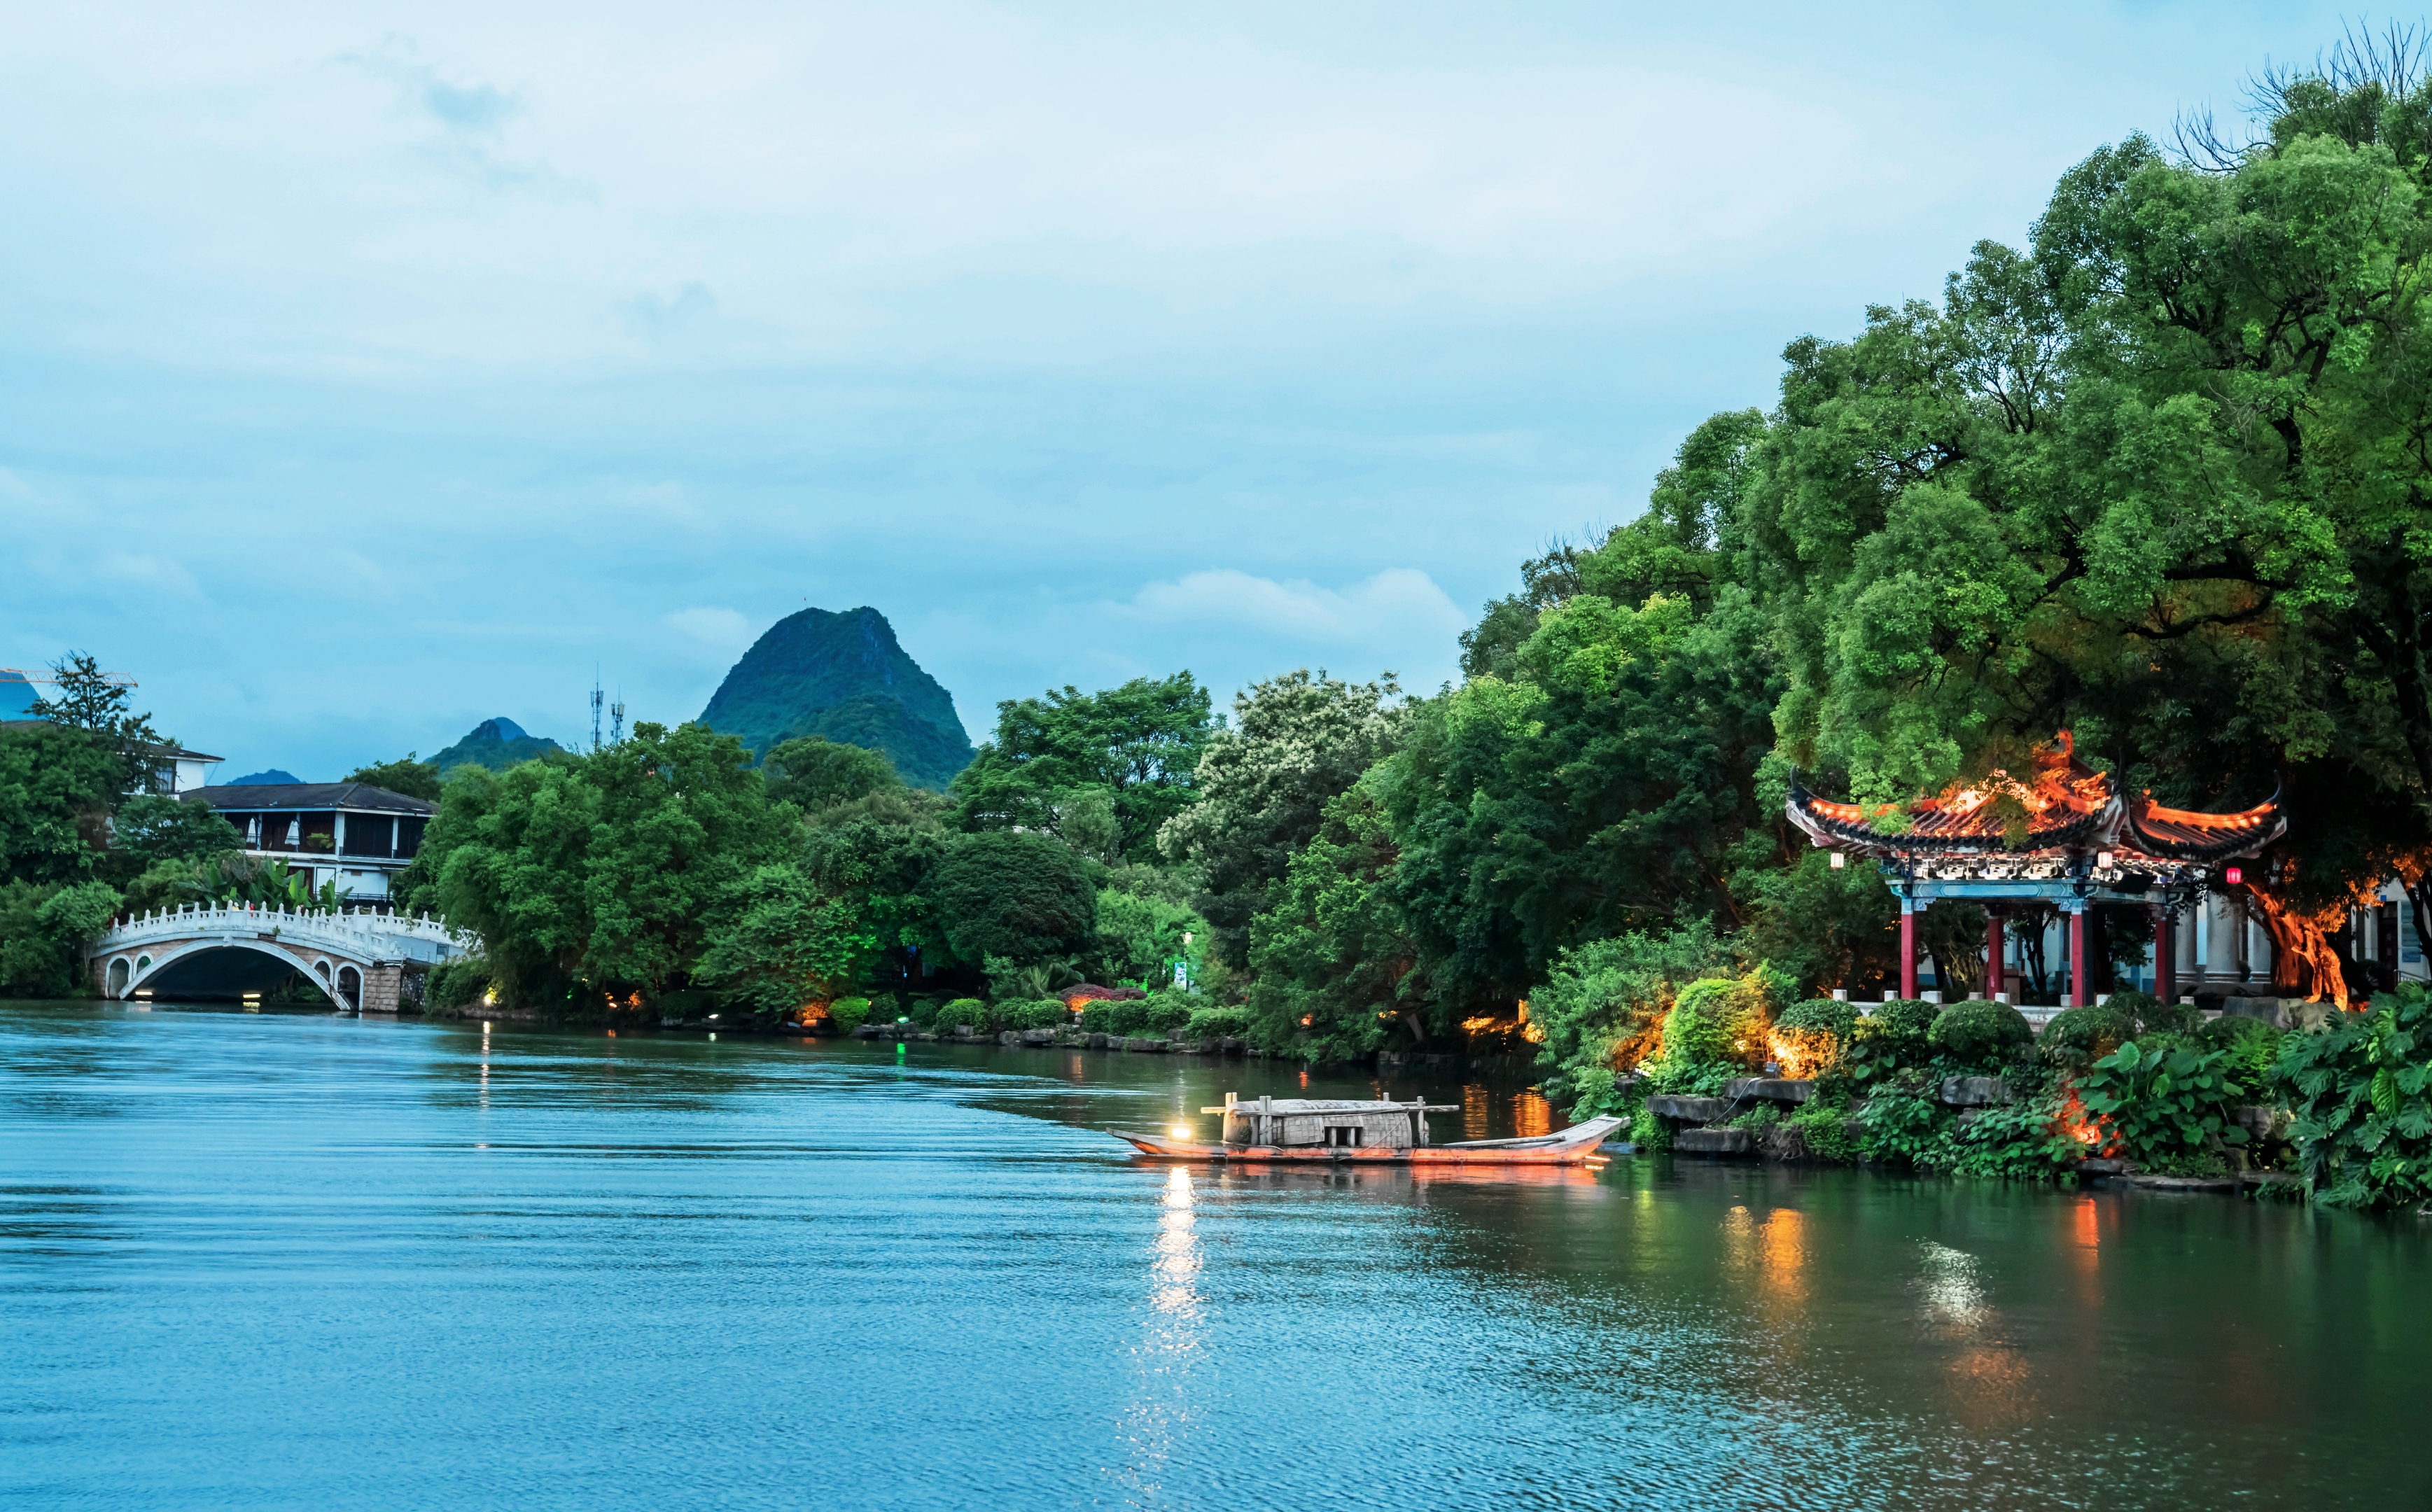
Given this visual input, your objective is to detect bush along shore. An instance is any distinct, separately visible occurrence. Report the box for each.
[1556,981,2432,1207]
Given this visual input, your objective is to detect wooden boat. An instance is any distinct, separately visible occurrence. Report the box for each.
[1112,1093,1623,1166]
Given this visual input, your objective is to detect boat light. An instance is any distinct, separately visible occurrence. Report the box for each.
[1169,1124,1191,1138]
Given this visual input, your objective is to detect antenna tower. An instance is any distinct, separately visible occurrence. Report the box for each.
[590,670,604,752]
[610,690,627,746]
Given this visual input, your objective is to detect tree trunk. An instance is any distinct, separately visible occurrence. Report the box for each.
[2235,879,2354,1009]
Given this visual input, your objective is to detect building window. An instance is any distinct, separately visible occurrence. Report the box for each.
[1325,1126,1362,1148]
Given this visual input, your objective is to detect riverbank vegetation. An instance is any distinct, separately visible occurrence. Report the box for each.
[20,34,2432,1210]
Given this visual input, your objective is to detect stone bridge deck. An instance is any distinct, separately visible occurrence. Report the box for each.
[89,903,477,1010]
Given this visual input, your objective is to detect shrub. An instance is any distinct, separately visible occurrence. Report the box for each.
[1787,1098,1859,1163]
[826,997,874,1034]
[2199,1014,2284,1088]
[1842,999,1936,1084]
[1079,997,1147,1037]
[1945,1098,2084,1181]
[1661,976,1775,1070]
[426,954,493,1010]
[1773,997,1859,1077]
[1003,998,1071,1030]
[941,997,989,1033]
[1854,1088,1948,1166]
[2080,1040,2249,1168]
[2279,984,2432,1208]
[1140,995,1194,1033]
[2106,988,2197,1036]
[1928,1001,2034,1068]
[2039,1004,2136,1071]
[1182,1004,1251,1041]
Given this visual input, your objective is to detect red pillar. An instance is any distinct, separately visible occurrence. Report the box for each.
[2069,907,2091,1007]
[2154,907,2174,1004]
[1985,909,2006,999]
[1900,905,1919,1001]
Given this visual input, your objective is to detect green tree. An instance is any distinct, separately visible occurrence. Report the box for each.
[1243,774,1434,1060]
[762,736,902,813]
[695,863,879,1012]
[411,722,790,1007]
[951,672,1212,862]
[1092,884,1203,990]
[26,652,168,796]
[110,795,243,866]
[1157,668,1407,971]
[928,831,1097,970]
[0,878,121,997]
[344,755,443,802]
[0,724,120,884]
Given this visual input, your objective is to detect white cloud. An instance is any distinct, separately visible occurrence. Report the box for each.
[1123,567,1464,638]
[1107,568,1468,692]
[662,606,753,648]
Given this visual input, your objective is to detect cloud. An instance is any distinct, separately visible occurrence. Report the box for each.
[662,606,754,650]
[624,282,718,344]
[1121,567,1465,641]
[338,36,575,192]
[1103,568,1469,692]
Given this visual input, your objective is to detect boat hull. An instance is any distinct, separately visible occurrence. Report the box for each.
[1112,1115,1623,1165]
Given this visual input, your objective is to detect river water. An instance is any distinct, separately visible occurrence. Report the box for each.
[4,1002,2429,1509]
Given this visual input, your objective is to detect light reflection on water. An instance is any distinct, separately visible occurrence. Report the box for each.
[6,1002,2432,1509]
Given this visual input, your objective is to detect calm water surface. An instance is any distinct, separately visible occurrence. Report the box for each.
[5,1002,2431,1509]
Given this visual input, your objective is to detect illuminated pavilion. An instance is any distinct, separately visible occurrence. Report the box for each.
[1786,736,2286,1007]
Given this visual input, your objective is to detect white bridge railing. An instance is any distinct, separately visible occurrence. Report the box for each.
[90,902,477,965]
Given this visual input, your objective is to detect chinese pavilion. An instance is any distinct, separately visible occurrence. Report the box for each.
[1786,735,2286,1007]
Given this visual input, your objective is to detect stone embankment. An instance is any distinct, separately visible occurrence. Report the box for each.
[1644,1074,2296,1194]
[848,1023,1259,1057]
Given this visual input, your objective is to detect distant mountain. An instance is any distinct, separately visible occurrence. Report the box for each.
[699,607,974,790]
[218,769,301,786]
[430,717,566,774]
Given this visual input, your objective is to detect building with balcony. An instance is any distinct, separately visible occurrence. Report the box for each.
[179,782,435,901]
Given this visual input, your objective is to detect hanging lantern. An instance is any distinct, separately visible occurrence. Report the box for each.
[2224,865,2243,886]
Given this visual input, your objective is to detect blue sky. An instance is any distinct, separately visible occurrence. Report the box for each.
[0,1,2365,778]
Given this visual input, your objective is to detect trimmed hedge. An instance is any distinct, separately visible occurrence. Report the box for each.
[1002,998,1072,1030]
[942,997,990,1033]
[1927,1000,2034,1067]
[1663,976,1773,1069]
[1182,1004,1252,1041]
[2039,1004,2134,1070]
[826,997,874,1034]
[1774,997,1859,1074]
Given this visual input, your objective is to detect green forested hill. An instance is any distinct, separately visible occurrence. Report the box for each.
[430,718,565,774]
[699,607,974,789]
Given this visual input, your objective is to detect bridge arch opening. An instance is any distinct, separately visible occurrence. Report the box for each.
[107,958,130,995]
[139,944,337,1005]
[336,965,361,1009]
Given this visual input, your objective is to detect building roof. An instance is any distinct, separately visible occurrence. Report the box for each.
[180,783,436,816]
[1786,733,2284,867]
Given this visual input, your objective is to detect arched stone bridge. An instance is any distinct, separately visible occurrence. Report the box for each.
[88,903,476,1011]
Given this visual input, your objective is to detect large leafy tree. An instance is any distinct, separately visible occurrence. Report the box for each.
[762,736,902,813]
[1734,41,2432,1004]
[1157,668,1407,971]
[950,673,1212,863]
[927,830,1098,969]
[343,756,443,803]
[410,722,791,1006]
[1386,512,1784,1007]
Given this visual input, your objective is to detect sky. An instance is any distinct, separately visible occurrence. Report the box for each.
[0,1,2370,778]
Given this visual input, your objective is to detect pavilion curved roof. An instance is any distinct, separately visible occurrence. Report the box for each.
[1786,734,2282,866]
